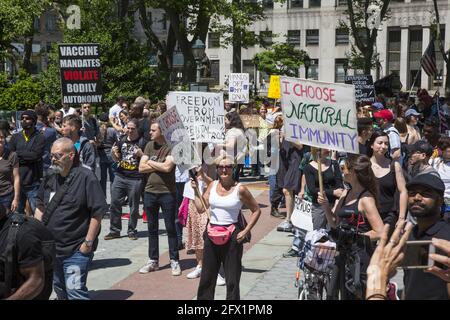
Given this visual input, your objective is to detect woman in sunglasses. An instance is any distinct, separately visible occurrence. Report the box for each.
[191,155,261,300]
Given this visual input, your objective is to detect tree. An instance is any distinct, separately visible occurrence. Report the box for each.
[0,71,42,110]
[432,0,450,98]
[341,0,391,75]
[253,43,309,77]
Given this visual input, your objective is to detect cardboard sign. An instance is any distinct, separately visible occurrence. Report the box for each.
[291,196,313,231]
[229,73,250,103]
[345,75,375,103]
[280,77,358,154]
[59,43,102,104]
[157,106,199,172]
[268,75,281,99]
[240,115,261,128]
[167,91,225,143]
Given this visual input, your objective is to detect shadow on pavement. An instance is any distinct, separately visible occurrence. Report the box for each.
[157,258,197,271]
[90,289,134,300]
[242,267,268,274]
[90,258,132,271]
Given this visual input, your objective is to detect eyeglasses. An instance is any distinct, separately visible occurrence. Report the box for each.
[217,165,233,170]
[407,190,436,198]
[50,153,67,160]
[21,116,32,121]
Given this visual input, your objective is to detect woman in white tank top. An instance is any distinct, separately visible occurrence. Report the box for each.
[191,155,261,300]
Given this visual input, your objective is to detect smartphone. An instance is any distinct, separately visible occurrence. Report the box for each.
[401,241,435,270]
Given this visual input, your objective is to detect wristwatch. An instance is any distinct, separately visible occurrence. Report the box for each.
[84,239,94,248]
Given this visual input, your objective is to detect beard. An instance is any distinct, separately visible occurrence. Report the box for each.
[49,162,65,174]
[21,122,32,129]
[409,200,441,218]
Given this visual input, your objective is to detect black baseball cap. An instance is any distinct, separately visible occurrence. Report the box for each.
[405,140,433,157]
[406,173,445,197]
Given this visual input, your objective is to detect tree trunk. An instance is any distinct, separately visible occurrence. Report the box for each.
[22,34,34,74]
[232,0,242,73]
[446,61,450,98]
[364,53,372,75]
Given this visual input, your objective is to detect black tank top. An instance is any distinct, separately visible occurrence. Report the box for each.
[376,163,397,218]
[335,189,371,233]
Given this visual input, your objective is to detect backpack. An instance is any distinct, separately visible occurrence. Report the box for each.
[0,213,55,298]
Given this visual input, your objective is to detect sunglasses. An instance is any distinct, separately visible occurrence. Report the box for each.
[407,189,436,198]
[217,165,233,170]
[50,153,68,161]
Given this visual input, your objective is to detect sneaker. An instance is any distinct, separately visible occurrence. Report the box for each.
[283,248,299,258]
[270,207,284,219]
[216,274,226,286]
[139,259,159,273]
[128,232,138,240]
[104,232,120,240]
[386,282,399,300]
[121,213,130,220]
[186,265,202,279]
[277,221,293,233]
[170,260,182,276]
[142,211,148,223]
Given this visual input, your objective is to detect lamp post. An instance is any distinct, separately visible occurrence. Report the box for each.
[304,56,311,79]
[192,39,206,83]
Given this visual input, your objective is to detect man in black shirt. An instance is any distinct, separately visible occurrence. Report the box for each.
[403,173,450,300]
[0,204,53,300]
[104,119,145,240]
[8,110,45,214]
[35,138,107,300]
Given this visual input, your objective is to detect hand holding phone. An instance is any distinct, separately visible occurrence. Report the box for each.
[401,241,435,270]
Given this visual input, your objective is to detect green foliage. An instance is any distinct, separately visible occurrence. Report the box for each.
[253,43,309,77]
[0,71,42,110]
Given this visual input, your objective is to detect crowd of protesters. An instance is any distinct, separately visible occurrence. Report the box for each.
[0,88,450,301]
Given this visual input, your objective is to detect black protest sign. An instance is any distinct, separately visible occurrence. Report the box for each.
[59,43,102,105]
[345,75,375,103]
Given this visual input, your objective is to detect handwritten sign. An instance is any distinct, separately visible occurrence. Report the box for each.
[240,115,261,129]
[280,77,358,154]
[291,196,313,231]
[167,91,225,143]
[345,75,375,103]
[157,106,198,172]
[59,43,102,104]
[229,73,249,103]
[268,75,281,99]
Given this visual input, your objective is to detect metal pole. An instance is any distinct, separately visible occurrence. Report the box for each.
[196,60,201,83]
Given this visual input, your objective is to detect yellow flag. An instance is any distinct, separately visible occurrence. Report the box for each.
[268,75,281,99]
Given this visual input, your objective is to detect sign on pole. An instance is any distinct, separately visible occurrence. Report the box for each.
[345,75,376,104]
[291,196,313,232]
[229,73,250,103]
[280,77,358,154]
[59,43,102,105]
[157,106,199,173]
[167,91,225,143]
[267,75,281,99]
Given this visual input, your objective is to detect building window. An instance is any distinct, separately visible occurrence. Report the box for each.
[263,0,274,9]
[387,28,401,78]
[335,59,348,83]
[287,30,301,46]
[208,33,220,48]
[210,60,220,85]
[242,60,255,83]
[306,29,319,46]
[260,30,273,47]
[408,29,422,89]
[309,0,321,8]
[335,28,349,45]
[307,59,319,80]
[336,0,347,6]
[290,0,303,8]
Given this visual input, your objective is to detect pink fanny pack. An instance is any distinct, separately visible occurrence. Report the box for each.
[207,224,236,246]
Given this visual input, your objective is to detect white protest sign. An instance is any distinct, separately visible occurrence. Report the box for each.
[280,77,358,154]
[229,73,250,103]
[167,91,225,143]
[291,196,313,231]
[157,106,199,172]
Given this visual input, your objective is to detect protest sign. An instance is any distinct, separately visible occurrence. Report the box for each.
[345,75,375,103]
[240,115,261,129]
[267,75,281,99]
[59,43,102,105]
[229,73,250,103]
[157,106,199,172]
[167,91,225,143]
[280,77,358,154]
[291,196,313,231]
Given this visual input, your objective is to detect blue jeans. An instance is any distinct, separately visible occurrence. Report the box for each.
[99,160,116,197]
[18,182,40,215]
[144,192,179,261]
[53,250,94,300]
[0,191,13,211]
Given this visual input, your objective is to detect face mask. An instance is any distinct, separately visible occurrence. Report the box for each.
[21,121,32,129]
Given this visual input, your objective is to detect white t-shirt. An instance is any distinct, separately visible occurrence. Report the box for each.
[109,104,123,119]
[60,107,76,117]
[431,158,450,201]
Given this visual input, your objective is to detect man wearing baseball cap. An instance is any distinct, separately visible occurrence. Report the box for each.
[405,140,438,178]
[8,110,45,214]
[403,173,450,300]
[373,109,402,161]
